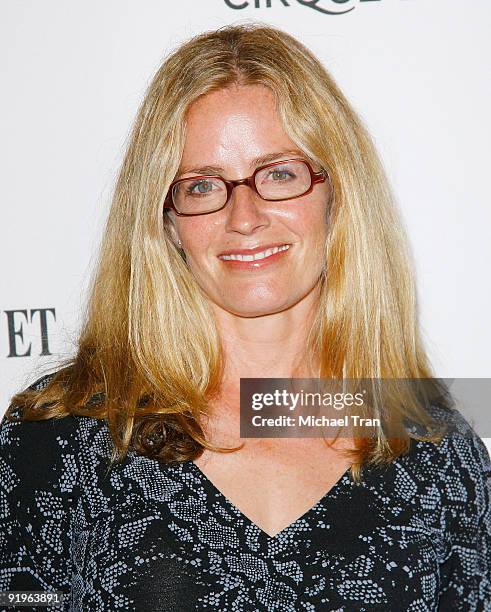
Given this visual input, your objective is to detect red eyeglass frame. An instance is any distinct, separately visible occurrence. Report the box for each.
[162,158,329,217]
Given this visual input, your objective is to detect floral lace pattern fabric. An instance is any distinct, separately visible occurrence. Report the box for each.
[1,374,491,611]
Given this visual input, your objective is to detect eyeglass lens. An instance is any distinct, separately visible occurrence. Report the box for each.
[172,160,312,215]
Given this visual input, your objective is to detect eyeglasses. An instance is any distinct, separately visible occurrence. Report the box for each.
[163,158,328,217]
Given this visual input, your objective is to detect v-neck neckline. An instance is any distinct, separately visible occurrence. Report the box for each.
[185,459,353,541]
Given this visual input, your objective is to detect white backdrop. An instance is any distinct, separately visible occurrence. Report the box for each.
[1,0,490,453]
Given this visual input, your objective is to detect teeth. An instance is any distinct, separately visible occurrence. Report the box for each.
[219,244,290,261]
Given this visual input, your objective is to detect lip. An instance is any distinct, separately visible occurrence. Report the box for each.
[217,242,291,256]
[217,243,292,270]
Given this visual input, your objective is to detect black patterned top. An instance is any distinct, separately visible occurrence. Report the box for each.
[1,375,491,611]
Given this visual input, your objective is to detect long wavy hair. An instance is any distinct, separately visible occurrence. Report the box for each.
[6,22,452,483]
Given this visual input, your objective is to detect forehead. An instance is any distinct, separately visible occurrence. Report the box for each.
[180,84,300,170]
[186,83,277,121]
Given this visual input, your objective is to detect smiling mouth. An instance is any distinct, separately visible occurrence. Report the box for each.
[217,244,291,262]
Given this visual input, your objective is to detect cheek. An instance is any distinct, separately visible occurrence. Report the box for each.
[307,198,329,242]
[283,203,328,248]
[295,209,329,271]
[310,218,329,250]
[177,220,214,258]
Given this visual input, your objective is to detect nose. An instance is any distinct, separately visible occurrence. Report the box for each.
[224,184,270,235]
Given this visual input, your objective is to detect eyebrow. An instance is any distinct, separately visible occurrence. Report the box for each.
[177,149,308,177]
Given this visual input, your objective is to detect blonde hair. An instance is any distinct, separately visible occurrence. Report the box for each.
[7,22,451,482]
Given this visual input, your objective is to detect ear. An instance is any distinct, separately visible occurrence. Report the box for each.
[166,212,182,248]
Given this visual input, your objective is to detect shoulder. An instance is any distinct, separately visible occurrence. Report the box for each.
[424,403,491,490]
[402,402,490,474]
[434,415,491,525]
[402,404,491,526]
[0,374,115,592]
[0,373,113,500]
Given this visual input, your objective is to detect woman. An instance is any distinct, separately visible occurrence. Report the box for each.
[1,23,490,611]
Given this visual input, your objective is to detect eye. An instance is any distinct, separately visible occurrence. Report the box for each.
[269,168,295,181]
[185,178,221,196]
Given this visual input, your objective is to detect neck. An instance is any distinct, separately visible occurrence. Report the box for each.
[211,284,321,385]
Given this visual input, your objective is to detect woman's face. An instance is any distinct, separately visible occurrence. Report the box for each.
[167,84,331,318]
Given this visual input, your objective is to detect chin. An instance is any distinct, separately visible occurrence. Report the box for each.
[221,297,297,318]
